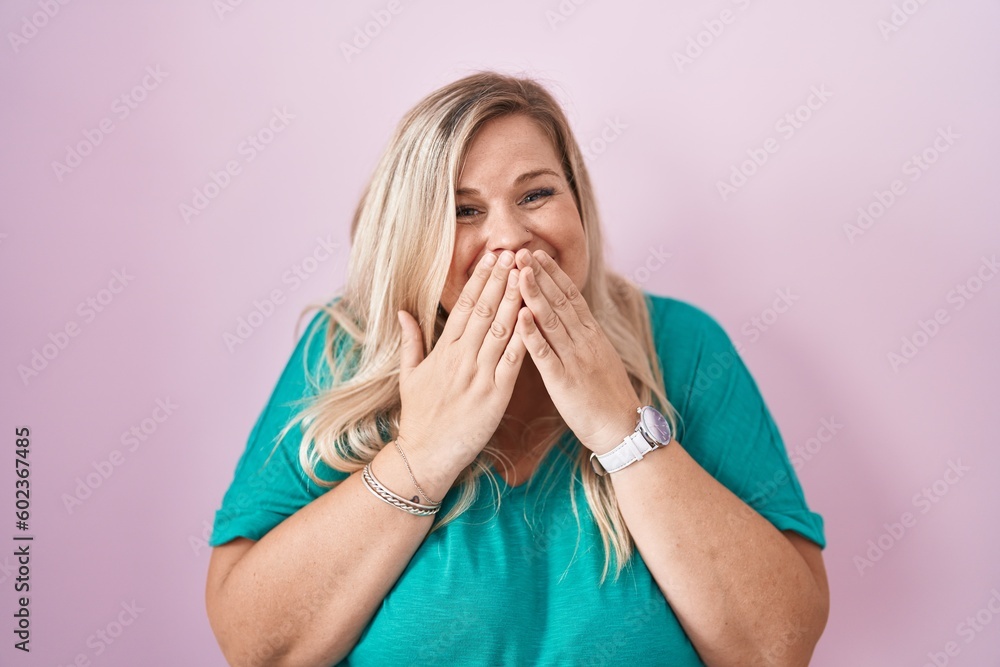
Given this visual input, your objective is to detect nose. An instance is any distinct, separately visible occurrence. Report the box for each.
[487,206,533,257]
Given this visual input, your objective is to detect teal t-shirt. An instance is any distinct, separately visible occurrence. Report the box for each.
[210,292,826,666]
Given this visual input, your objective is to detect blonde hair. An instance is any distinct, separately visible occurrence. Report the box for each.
[276,71,680,585]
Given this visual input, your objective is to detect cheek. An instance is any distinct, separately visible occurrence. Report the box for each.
[441,247,476,311]
[554,218,588,286]
[451,248,477,283]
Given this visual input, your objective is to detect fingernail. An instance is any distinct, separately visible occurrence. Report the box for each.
[499,250,514,267]
[482,253,496,267]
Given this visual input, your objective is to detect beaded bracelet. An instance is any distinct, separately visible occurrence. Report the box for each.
[361,462,441,516]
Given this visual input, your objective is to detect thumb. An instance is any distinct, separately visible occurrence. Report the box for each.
[397,310,425,378]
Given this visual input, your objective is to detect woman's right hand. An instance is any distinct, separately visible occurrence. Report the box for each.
[396,250,526,488]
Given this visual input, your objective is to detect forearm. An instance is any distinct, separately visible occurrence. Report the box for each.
[608,440,825,667]
[208,443,460,667]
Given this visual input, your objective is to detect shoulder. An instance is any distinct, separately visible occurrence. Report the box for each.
[296,298,349,370]
[640,291,748,419]
[641,291,735,354]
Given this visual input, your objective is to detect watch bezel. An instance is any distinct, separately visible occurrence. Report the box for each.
[638,405,671,446]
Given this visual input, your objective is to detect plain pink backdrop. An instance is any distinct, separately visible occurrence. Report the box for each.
[2,1,998,665]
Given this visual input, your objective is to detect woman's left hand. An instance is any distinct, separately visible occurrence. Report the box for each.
[514,249,642,455]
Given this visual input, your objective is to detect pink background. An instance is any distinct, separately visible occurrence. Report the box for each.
[2,1,999,665]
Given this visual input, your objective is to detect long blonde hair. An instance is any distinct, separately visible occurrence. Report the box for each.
[277,71,680,585]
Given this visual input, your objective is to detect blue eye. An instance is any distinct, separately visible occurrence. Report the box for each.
[522,188,555,204]
[455,188,555,221]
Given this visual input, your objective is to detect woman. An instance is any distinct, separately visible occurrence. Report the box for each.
[205,71,829,666]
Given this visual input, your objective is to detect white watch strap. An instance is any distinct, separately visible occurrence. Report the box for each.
[595,431,654,474]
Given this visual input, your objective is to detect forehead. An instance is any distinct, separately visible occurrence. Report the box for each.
[458,115,562,186]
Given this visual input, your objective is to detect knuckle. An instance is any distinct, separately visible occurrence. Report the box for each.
[551,293,569,311]
[566,284,581,302]
[542,312,560,330]
[456,292,477,312]
[489,321,508,339]
[474,301,494,319]
[502,348,519,365]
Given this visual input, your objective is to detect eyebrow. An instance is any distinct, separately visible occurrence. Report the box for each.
[455,168,561,197]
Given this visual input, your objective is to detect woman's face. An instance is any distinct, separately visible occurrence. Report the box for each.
[439,114,589,313]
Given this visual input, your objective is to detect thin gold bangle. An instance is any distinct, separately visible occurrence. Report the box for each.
[394,437,440,506]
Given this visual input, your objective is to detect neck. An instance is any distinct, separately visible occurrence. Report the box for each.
[493,355,560,454]
[509,354,550,413]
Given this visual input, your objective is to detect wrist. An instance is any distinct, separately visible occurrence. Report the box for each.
[586,401,643,455]
[589,404,673,477]
[389,436,464,502]
[369,444,446,509]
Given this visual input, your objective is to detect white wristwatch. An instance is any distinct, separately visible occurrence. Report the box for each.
[590,406,672,476]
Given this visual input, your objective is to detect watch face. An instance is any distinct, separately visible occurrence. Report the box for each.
[640,407,671,445]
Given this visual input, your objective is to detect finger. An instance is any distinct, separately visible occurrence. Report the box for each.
[515,306,561,374]
[531,250,596,328]
[397,310,424,381]
[516,250,583,334]
[461,250,517,349]
[439,252,497,344]
[495,322,527,391]
[478,267,522,371]
[518,264,572,351]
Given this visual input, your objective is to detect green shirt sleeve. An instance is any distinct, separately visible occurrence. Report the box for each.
[210,306,351,547]
[648,294,826,549]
